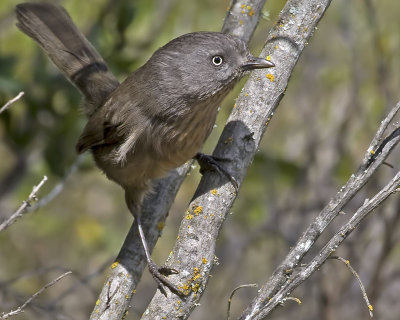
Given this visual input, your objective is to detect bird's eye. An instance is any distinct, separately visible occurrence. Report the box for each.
[212,55,223,66]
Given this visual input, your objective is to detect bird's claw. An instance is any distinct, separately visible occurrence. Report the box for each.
[148,261,185,297]
[194,152,239,192]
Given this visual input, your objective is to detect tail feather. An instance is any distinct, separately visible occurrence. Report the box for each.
[16,3,119,114]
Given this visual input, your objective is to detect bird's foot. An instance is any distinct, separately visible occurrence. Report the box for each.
[148,260,185,297]
[194,152,238,192]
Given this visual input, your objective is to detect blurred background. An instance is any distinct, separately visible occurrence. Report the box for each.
[1,0,400,319]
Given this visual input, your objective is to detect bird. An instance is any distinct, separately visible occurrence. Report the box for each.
[16,2,274,296]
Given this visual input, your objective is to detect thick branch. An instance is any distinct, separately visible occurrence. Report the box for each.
[222,0,267,43]
[142,0,333,319]
[89,2,269,320]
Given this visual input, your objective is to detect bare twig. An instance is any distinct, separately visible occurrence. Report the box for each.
[280,296,302,306]
[29,155,84,212]
[241,100,400,319]
[0,175,47,233]
[363,101,400,165]
[0,92,24,114]
[246,170,400,319]
[329,256,373,317]
[0,271,72,319]
[227,284,258,320]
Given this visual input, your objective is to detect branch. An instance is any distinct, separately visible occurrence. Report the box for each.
[142,0,334,319]
[240,100,400,319]
[246,170,400,319]
[329,256,373,318]
[222,0,267,43]
[28,155,84,212]
[0,175,47,233]
[0,92,24,114]
[0,271,72,319]
[89,1,268,319]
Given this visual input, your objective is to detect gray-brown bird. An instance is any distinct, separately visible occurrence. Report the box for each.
[16,2,274,296]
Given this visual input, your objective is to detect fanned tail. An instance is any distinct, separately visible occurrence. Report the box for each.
[16,2,119,114]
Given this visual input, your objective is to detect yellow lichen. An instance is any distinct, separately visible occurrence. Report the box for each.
[157,221,165,230]
[211,189,218,195]
[192,283,201,292]
[368,304,374,311]
[266,55,271,61]
[247,5,251,10]
[96,299,100,305]
[274,44,278,49]
[111,261,119,269]
[249,10,254,16]
[193,273,201,281]
[266,73,275,82]
[224,136,233,144]
[202,257,208,264]
[186,213,194,220]
[193,206,203,215]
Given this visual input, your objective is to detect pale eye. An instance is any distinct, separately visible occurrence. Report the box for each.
[212,55,223,66]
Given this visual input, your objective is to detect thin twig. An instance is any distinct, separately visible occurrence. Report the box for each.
[0,92,24,114]
[329,256,373,317]
[280,296,302,306]
[227,284,258,320]
[0,271,72,319]
[363,101,400,165]
[29,155,84,212]
[0,176,47,233]
[246,171,400,319]
[241,100,400,319]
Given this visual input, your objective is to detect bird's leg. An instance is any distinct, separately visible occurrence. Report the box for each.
[194,152,238,192]
[130,207,183,297]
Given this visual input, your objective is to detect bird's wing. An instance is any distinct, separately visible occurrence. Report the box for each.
[75,110,123,154]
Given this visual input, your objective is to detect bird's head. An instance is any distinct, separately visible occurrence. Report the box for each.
[147,32,275,104]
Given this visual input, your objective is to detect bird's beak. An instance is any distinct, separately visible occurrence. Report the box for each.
[242,56,275,71]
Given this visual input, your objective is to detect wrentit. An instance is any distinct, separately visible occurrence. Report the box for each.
[16,2,274,296]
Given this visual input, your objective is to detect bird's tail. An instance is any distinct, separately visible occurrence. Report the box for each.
[16,3,119,115]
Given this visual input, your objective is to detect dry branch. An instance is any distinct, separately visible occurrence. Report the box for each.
[241,100,400,319]
[142,0,334,319]
[246,169,400,319]
[0,175,47,233]
[89,1,268,319]
[0,92,24,114]
[0,271,71,319]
